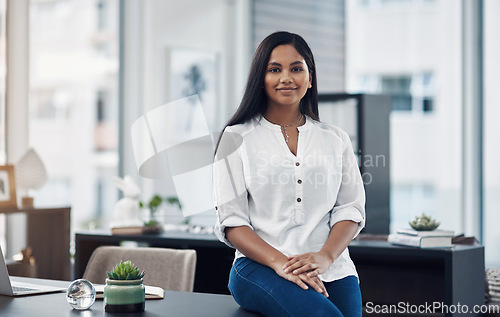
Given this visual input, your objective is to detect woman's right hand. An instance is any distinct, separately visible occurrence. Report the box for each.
[274,265,329,297]
[224,227,329,297]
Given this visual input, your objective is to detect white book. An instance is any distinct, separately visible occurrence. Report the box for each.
[397,228,455,237]
[388,233,452,248]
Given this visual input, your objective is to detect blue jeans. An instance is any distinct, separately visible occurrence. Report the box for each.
[228,257,362,317]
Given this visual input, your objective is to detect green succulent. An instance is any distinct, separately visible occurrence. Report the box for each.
[106,260,145,280]
[409,213,440,231]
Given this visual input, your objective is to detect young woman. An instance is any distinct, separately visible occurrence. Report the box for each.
[213,31,365,317]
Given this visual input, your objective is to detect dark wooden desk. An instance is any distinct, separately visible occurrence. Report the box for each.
[1,277,258,317]
[75,232,486,316]
[350,241,485,317]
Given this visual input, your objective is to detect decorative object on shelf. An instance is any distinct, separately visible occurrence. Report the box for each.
[104,260,146,313]
[141,194,163,229]
[9,247,38,278]
[0,165,17,208]
[387,214,452,248]
[140,195,183,233]
[110,194,185,235]
[409,213,441,231]
[66,279,96,310]
[110,176,143,228]
[486,268,500,303]
[14,148,48,208]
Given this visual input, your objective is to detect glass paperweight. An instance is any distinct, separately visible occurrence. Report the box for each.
[66,279,96,310]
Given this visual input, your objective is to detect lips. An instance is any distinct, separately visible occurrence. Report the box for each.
[276,87,297,91]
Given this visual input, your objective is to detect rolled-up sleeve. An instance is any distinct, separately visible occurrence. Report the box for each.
[213,129,252,248]
[329,131,366,238]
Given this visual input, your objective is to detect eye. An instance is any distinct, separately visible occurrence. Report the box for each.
[292,67,303,72]
[268,68,280,73]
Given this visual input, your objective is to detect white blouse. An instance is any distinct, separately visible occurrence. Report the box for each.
[213,115,366,282]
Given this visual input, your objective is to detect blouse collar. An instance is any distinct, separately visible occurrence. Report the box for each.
[256,114,312,132]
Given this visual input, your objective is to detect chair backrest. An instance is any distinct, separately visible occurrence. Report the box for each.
[83,246,197,292]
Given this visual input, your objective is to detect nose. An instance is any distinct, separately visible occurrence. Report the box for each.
[280,70,293,83]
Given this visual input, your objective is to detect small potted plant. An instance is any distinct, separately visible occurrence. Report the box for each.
[409,213,441,231]
[104,260,146,313]
[140,194,163,228]
[140,195,183,233]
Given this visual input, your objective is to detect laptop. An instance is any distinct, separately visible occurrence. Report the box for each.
[0,245,66,296]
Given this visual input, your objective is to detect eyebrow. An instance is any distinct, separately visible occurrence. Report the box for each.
[267,61,304,67]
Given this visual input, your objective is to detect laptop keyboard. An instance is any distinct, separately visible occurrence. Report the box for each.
[13,286,39,292]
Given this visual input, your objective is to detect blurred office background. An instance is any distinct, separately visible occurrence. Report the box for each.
[0,0,498,267]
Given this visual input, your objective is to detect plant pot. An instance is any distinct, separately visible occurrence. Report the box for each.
[104,278,145,313]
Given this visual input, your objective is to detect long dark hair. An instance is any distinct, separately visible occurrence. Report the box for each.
[215,31,319,153]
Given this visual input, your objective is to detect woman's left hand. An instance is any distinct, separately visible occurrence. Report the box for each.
[282,251,334,278]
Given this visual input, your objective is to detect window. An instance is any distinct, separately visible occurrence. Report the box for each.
[483,0,500,267]
[381,75,412,111]
[391,184,435,230]
[346,0,462,235]
[0,0,5,164]
[359,0,434,9]
[0,0,6,251]
[29,0,119,231]
[358,73,434,112]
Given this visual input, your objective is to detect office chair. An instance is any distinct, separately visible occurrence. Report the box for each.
[83,246,197,292]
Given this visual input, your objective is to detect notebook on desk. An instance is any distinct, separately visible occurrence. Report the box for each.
[0,246,66,296]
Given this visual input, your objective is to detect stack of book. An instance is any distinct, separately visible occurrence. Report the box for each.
[388,228,455,248]
[486,268,500,303]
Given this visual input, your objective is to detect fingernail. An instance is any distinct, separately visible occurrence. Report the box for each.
[284,268,289,273]
[293,270,298,274]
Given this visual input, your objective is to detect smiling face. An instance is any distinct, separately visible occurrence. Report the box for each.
[264,44,312,111]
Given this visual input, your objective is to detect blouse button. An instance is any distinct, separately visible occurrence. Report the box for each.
[297,198,302,202]
[295,162,300,166]
[297,179,302,184]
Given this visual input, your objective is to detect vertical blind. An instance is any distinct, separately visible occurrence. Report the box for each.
[252,0,345,92]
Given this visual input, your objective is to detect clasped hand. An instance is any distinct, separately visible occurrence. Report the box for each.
[276,251,334,297]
